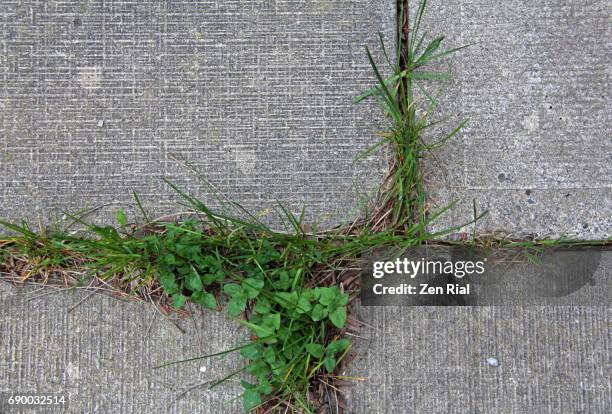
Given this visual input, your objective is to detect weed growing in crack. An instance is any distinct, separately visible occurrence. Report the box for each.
[0,1,483,413]
[0,195,429,412]
[356,0,471,233]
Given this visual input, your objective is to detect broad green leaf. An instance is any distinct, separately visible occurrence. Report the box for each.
[247,360,270,377]
[311,304,328,321]
[270,358,288,377]
[172,293,186,309]
[185,267,203,292]
[327,339,351,354]
[228,295,247,317]
[240,343,263,360]
[263,347,276,364]
[242,278,264,299]
[274,270,291,289]
[301,288,316,302]
[202,269,224,285]
[282,346,295,360]
[191,291,216,310]
[250,323,273,339]
[324,355,337,372]
[162,253,176,265]
[159,271,179,294]
[243,389,262,412]
[223,283,241,296]
[241,380,256,391]
[262,313,281,332]
[305,343,325,359]
[329,307,347,329]
[254,297,271,314]
[317,287,337,306]
[257,377,273,394]
[337,292,349,306]
[275,291,298,307]
[296,296,312,314]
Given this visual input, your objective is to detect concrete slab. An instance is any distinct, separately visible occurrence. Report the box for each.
[1,1,610,414]
[343,2,611,413]
[0,283,246,413]
[346,251,611,413]
[0,0,395,227]
[345,305,611,413]
[420,0,611,238]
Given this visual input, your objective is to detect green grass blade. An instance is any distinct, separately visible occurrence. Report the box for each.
[365,46,402,122]
[132,191,150,224]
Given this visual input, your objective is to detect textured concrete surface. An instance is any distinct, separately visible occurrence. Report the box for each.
[2,275,609,413]
[0,0,394,227]
[1,1,611,414]
[0,283,246,413]
[346,252,612,413]
[346,306,611,414]
[421,0,611,239]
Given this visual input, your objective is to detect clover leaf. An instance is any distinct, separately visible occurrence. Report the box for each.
[305,343,325,359]
[243,389,262,412]
[191,291,217,310]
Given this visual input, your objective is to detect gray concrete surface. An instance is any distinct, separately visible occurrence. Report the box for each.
[346,251,612,413]
[1,0,611,413]
[345,306,611,414]
[421,0,611,239]
[0,283,246,413]
[0,0,394,227]
[344,2,611,412]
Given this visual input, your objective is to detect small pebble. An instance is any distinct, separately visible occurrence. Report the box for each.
[486,357,499,367]
[199,366,207,373]
[97,120,104,127]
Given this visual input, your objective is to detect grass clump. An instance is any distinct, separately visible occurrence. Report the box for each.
[0,198,427,412]
[0,1,472,412]
[356,0,469,232]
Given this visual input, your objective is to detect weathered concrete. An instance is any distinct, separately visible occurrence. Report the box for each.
[0,0,394,227]
[345,306,611,414]
[0,283,246,413]
[421,0,611,239]
[1,0,611,413]
[346,252,612,413]
[343,2,611,412]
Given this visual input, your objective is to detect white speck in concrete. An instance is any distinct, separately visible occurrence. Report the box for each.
[234,148,257,174]
[78,66,103,89]
[522,113,539,133]
[97,120,104,127]
[65,361,80,380]
[486,357,500,367]
[199,366,207,373]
